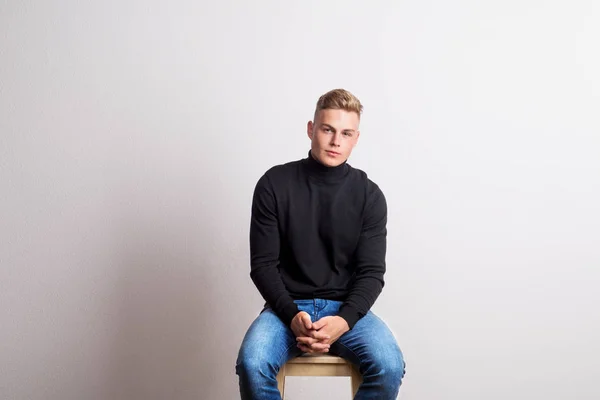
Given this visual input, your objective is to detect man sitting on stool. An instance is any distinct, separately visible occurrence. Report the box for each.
[236,88,406,399]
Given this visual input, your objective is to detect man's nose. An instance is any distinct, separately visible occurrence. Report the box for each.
[330,132,341,146]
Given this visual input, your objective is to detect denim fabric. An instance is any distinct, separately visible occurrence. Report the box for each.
[236,299,405,399]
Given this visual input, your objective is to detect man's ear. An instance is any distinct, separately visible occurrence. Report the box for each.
[307,121,314,140]
[354,130,360,146]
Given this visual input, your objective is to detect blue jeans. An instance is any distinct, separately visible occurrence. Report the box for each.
[236,299,405,399]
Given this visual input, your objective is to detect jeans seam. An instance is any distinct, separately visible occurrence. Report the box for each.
[276,337,299,369]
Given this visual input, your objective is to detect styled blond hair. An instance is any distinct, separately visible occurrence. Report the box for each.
[314,88,363,120]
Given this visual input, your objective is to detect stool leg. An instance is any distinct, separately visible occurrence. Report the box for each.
[350,366,362,397]
[276,364,286,399]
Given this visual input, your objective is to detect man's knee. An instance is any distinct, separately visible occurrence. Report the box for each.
[388,349,406,383]
[236,348,278,378]
[365,346,406,383]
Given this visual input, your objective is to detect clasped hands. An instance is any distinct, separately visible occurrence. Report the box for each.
[290,311,349,353]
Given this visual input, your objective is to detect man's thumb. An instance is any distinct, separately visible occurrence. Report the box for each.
[301,313,312,329]
[312,319,327,330]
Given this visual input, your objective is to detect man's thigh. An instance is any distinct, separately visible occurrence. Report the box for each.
[236,307,301,369]
[331,311,405,373]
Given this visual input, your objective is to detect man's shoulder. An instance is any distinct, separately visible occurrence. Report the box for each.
[346,163,367,180]
[347,164,381,189]
[264,159,301,175]
[261,159,301,181]
[254,159,301,189]
[347,164,386,207]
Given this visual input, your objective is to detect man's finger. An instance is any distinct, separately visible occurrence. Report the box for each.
[298,332,331,344]
[308,329,330,341]
[308,342,330,352]
[311,319,328,330]
[301,314,312,330]
[297,342,329,353]
[296,336,319,345]
[297,343,313,353]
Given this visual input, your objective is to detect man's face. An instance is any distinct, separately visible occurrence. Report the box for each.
[307,109,360,167]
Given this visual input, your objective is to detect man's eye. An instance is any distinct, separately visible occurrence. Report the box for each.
[343,132,352,137]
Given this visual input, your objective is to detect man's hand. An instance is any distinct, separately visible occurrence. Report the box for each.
[290,311,331,353]
[295,315,350,353]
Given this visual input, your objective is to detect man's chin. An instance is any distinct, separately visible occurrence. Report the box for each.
[322,160,343,168]
[312,151,344,167]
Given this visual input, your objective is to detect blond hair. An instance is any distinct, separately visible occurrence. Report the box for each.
[314,88,363,120]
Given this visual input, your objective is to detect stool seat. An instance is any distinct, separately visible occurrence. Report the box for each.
[276,354,362,398]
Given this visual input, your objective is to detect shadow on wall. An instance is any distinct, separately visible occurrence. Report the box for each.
[105,210,216,400]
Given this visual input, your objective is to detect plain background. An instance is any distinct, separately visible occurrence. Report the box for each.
[1,1,599,399]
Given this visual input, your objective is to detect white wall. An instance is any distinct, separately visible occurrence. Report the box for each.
[1,1,599,399]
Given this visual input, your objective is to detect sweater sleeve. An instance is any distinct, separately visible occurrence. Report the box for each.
[337,184,387,329]
[249,174,300,326]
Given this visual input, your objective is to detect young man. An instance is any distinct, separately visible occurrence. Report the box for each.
[236,89,405,399]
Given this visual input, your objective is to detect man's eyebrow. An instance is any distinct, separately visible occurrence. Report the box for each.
[320,124,356,133]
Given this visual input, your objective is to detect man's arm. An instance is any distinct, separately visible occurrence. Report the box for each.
[337,185,387,329]
[249,174,300,326]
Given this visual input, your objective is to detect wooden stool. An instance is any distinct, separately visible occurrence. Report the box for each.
[276,354,362,398]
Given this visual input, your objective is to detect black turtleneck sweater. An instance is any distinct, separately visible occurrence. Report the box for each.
[249,151,387,329]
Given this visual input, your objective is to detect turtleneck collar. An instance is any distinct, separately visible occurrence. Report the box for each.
[301,150,349,181]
